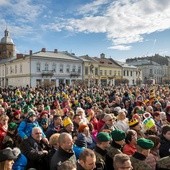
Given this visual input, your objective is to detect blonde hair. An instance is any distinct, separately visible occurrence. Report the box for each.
[49,133,60,147]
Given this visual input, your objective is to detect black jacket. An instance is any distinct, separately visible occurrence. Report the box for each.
[20,136,49,170]
[50,147,76,170]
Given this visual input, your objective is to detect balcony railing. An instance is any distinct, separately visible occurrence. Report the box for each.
[70,71,80,77]
[42,70,54,77]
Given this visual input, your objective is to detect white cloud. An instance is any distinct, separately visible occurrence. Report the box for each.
[108,45,131,50]
[43,0,170,51]
[0,0,9,5]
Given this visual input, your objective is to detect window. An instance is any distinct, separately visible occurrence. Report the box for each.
[127,70,129,76]
[131,71,133,76]
[105,70,107,76]
[45,63,48,71]
[114,71,117,76]
[124,70,126,76]
[66,65,70,73]
[72,65,76,72]
[100,70,103,75]
[78,66,81,73]
[10,66,12,74]
[109,70,112,75]
[36,63,41,72]
[85,66,88,75]
[95,68,98,75]
[20,64,22,73]
[59,64,63,73]
[52,63,56,72]
[15,65,17,74]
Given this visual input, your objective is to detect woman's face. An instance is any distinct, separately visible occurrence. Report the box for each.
[5,160,14,170]
[0,117,9,126]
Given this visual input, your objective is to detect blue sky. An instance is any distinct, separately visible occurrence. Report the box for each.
[0,0,170,61]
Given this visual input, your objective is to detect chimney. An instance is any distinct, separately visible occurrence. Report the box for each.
[29,50,32,55]
[41,48,46,52]
[16,54,23,59]
[100,53,105,59]
[54,49,58,53]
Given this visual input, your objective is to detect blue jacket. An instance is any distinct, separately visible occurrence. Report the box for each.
[18,119,45,139]
[12,153,27,170]
[73,144,85,159]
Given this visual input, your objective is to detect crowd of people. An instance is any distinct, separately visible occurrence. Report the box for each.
[0,84,170,170]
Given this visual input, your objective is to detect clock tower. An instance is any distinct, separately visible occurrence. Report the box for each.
[0,29,15,60]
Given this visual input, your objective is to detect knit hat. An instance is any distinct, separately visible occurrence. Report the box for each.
[129,119,139,127]
[13,110,21,117]
[78,124,88,133]
[97,132,111,142]
[137,138,154,149]
[8,122,17,131]
[111,129,126,141]
[27,110,36,118]
[75,133,87,147]
[40,111,49,118]
[63,117,73,127]
[0,148,18,162]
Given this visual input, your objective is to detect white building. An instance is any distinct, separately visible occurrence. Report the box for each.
[1,48,83,87]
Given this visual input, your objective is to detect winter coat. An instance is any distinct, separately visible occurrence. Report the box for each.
[18,119,45,139]
[159,135,170,158]
[12,153,27,170]
[20,136,49,170]
[50,147,76,170]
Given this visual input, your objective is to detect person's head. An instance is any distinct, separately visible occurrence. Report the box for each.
[111,129,126,146]
[117,110,126,121]
[8,122,17,134]
[136,138,154,157]
[31,127,43,142]
[96,132,111,150]
[73,114,82,125]
[104,114,116,126]
[113,153,132,170]
[79,149,96,170]
[57,160,76,170]
[58,133,74,152]
[27,110,36,122]
[53,115,62,126]
[78,123,89,136]
[161,125,170,141]
[129,119,141,131]
[147,135,160,150]
[63,117,74,133]
[0,114,9,126]
[49,133,60,149]
[0,148,18,170]
[125,129,137,145]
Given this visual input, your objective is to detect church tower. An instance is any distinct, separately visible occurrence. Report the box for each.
[0,29,15,60]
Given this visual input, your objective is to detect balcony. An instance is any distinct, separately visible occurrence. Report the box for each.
[42,70,54,77]
[70,71,80,77]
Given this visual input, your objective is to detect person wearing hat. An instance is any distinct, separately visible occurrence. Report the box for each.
[2,122,18,149]
[0,147,18,170]
[60,117,75,138]
[12,110,22,125]
[106,129,126,170]
[130,138,154,170]
[17,110,48,144]
[129,118,145,139]
[94,132,111,170]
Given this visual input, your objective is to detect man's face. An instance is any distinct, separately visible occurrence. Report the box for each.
[163,131,170,141]
[81,156,96,170]
[74,115,82,124]
[54,116,62,125]
[62,135,73,151]
[32,129,42,141]
[116,160,132,170]
[101,141,110,150]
